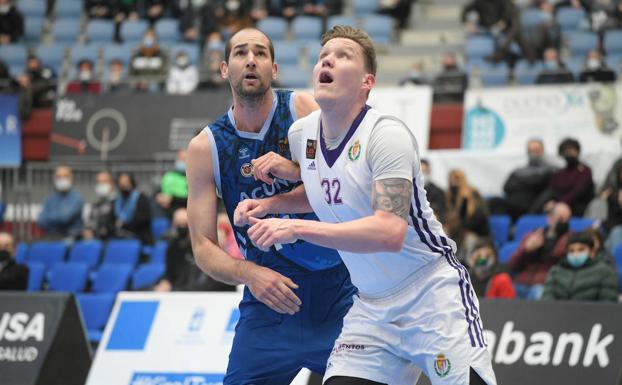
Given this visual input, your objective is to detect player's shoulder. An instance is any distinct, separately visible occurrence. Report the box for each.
[292,91,319,118]
[188,129,213,156]
[290,109,321,133]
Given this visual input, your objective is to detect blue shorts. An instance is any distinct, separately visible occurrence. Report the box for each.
[224,263,356,385]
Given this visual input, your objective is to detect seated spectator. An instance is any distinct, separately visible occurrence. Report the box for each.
[508,202,572,300]
[603,164,622,255]
[602,143,622,194]
[66,59,102,94]
[533,137,594,216]
[26,55,56,108]
[166,51,199,94]
[579,50,617,83]
[536,47,575,84]
[586,0,622,31]
[445,169,490,260]
[399,62,429,86]
[0,0,23,44]
[156,149,188,217]
[86,0,115,19]
[178,2,224,45]
[114,0,140,25]
[144,0,170,24]
[269,0,303,19]
[153,208,237,291]
[466,240,516,299]
[461,0,513,34]
[490,138,555,221]
[10,72,32,118]
[105,59,130,92]
[379,0,416,29]
[38,166,84,239]
[303,0,328,17]
[432,53,468,103]
[584,228,615,267]
[83,171,116,240]
[130,29,168,91]
[0,232,28,290]
[420,158,447,221]
[114,172,153,244]
[200,48,227,89]
[541,231,618,301]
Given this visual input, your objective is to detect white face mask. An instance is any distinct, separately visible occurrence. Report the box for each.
[0,4,11,13]
[95,183,112,197]
[79,70,92,82]
[176,56,189,67]
[55,177,72,191]
[587,58,601,70]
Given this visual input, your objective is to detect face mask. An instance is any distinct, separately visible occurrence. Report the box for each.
[55,177,72,192]
[544,60,558,71]
[528,154,543,166]
[564,155,579,168]
[555,221,569,235]
[175,160,186,172]
[79,70,92,82]
[95,183,112,197]
[471,255,494,280]
[143,37,155,48]
[0,250,11,264]
[0,5,10,13]
[567,251,589,268]
[176,56,189,67]
[176,226,189,238]
[587,58,601,70]
[119,189,132,198]
[409,69,420,80]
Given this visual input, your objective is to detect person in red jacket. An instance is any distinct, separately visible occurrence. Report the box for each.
[466,240,516,299]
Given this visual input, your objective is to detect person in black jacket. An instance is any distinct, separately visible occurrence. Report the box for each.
[421,158,447,222]
[114,172,153,244]
[0,0,23,44]
[0,232,28,290]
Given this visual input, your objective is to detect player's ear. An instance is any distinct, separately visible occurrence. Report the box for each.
[220,60,229,79]
[362,73,375,92]
[272,62,278,80]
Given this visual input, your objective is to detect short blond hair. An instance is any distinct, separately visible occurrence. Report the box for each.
[321,25,377,76]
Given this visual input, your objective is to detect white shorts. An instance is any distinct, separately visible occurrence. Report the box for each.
[324,256,497,385]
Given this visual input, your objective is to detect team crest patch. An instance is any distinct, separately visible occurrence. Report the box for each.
[278,137,289,153]
[306,139,317,159]
[348,139,361,161]
[434,354,451,378]
[240,163,253,177]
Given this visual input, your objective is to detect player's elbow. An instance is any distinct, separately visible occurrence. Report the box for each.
[385,221,407,252]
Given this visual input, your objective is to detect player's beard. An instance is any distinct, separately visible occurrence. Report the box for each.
[232,76,271,106]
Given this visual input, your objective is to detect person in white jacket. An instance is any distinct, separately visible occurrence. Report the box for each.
[166,50,199,94]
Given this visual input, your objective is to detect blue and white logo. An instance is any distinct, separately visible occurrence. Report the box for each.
[130,372,224,385]
[238,146,250,159]
[463,106,505,150]
[188,308,205,333]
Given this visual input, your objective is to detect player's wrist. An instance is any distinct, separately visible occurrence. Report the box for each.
[235,259,255,285]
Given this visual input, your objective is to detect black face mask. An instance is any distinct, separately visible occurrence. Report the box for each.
[119,189,132,198]
[0,250,11,264]
[176,226,189,238]
[555,221,569,235]
[564,156,579,168]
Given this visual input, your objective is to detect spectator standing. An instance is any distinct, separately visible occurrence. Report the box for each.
[166,50,199,94]
[156,149,188,217]
[399,62,428,86]
[0,0,23,44]
[114,172,153,244]
[536,47,575,84]
[26,55,56,108]
[579,50,617,83]
[432,53,468,103]
[0,232,28,290]
[83,171,117,240]
[38,166,84,239]
[466,240,516,299]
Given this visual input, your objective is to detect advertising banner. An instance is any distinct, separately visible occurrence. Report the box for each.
[0,94,22,167]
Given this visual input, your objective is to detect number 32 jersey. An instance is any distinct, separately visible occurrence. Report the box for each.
[290,106,457,297]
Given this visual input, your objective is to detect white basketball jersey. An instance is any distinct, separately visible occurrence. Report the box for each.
[293,108,457,296]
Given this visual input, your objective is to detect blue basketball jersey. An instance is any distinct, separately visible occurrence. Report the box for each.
[204,89,342,274]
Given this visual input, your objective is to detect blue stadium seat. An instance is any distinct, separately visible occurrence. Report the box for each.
[514,215,547,241]
[155,18,180,43]
[69,44,100,67]
[564,56,584,76]
[86,20,115,43]
[465,35,495,61]
[361,15,393,45]
[151,217,171,240]
[569,217,594,232]
[520,8,549,30]
[305,42,322,66]
[170,43,200,65]
[120,20,149,43]
[131,263,166,290]
[27,241,66,269]
[352,0,379,15]
[605,54,622,74]
[15,242,28,264]
[489,215,511,247]
[26,262,46,292]
[555,7,586,31]
[77,293,116,343]
[278,65,310,88]
[614,243,622,291]
[150,240,168,263]
[0,44,28,67]
[18,0,47,18]
[257,17,288,41]
[103,43,134,66]
[604,30,622,55]
[24,17,45,43]
[291,16,322,43]
[48,262,89,293]
[55,0,83,18]
[514,60,543,85]
[92,263,133,293]
[327,15,357,30]
[68,240,103,269]
[498,241,520,264]
[52,19,81,43]
[480,67,510,86]
[566,31,598,56]
[102,239,141,266]
[35,43,67,74]
[274,41,302,66]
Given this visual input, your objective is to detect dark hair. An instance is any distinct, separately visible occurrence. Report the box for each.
[558,137,581,156]
[421,158,429,167]
[567,231,594,249]
[224,28,275,64]
[472,239,497,256]
[116,172,136,189]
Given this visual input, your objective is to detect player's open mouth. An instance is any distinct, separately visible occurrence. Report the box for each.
[244,73,259,80]
[319,71,333,84]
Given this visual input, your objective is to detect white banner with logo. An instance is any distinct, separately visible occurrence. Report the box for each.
[85,292,312,385]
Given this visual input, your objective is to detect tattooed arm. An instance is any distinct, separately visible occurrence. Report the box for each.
[372,178,413,221]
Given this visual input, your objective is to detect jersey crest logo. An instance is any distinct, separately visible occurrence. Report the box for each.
[434,354,451,377]
[278,137,289,153]
[348,139,361,161]
[240,163,253,178]
[306,139,317,159]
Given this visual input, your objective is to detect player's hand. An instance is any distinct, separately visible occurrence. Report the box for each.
[245,263,301,315]
[247,217,298,252]
[251,151,301,184]
[234,199,270,226]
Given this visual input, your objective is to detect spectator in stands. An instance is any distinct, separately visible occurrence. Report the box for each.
[105,59,130,93]
[533,137,594,216]
[83,171,116,240]
[490,138,555,221]
[200,48,227,89]
[0,59,9,91]
[445,169,490,260]
[130,29,168,91]
[586,0,622,31]
[86,0,115,19]
[603,164,622,255]
[0,232,28,290]
[541,231,618,301]
[178,2,224,45]
[399,62,429,86]
[166,50,199,94]
[114,172,153,244]
[113,0,140,25]
[156,149,188,217]
[144,0,170,24]
[10,72,32,118]
[536,47,575,84]
[466,240,516,299]
[584,227,615,267]
[508,202,572,300]
[379,0,415,29]
[0,0,23,44]
[420,158,447,221]
[153,208,236,291]
[579,50,617,83]
[432,53,468,103]
[26,55,56,108]
[66,59,102,94]
[38,166,84,239]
